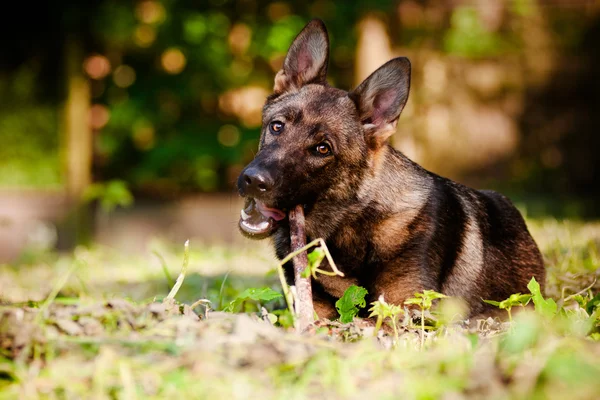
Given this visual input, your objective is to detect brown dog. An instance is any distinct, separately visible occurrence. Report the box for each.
[237,19,545,320]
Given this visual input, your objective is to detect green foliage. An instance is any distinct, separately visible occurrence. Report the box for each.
[405,290,448,310]
[335,285,368,323]
[369,295,403,341]
[527,277,557,319]
[1,218,600,398]
[223,287,282,313]
[82,180,134,213]
[301,247,326,279]
[0,65,60,188]
[585,293,600,315]
[444,6,512,58]
[484,294,532,310]
[272,309,294,329]
[484,292,532,324]
[406,290,448,348]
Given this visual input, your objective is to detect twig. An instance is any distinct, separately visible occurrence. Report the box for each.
[562,278,598,306]
[165,240,190,301]
[289,205,314,332]
[278,238,344,277]
[275,259,295,317]
[275,226,344,331]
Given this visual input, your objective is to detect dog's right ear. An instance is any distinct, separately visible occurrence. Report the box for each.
[350,57,411,149]
[273,19,329,95]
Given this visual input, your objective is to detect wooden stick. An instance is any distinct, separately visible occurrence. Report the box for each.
[288,204,314,332]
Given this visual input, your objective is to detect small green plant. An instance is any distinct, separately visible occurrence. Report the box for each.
[483,293,532,323]
[301,246,344,279]
[335,285,368,323]
[369,295,403,343]
[223,287,283,313]
[274,238,344,328]
[271,309,295,329]
[527,277,557,319]
[405,290,448,349]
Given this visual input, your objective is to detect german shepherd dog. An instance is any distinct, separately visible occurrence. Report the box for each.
[237,19,545,320]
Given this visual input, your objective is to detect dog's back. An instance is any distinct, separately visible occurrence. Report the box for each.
[420,169,544,317]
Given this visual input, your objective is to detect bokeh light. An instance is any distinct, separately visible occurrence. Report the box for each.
[134,25,157,47]
[218,86,269,128]
[161,48,186,74]
[84,55,111,80]
[135,1,166,25]
[113,65,136,88]
[228,23,251,55]
[132,120,155,151]
[217,125,241,147]
[89,104,110,130]
[267,2,291,21]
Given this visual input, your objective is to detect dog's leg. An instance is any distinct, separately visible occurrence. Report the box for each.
[368,258,433,308]
[311,283,339,320]
[314,270,360,299]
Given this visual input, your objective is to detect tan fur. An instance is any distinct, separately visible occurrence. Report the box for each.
[316,273,360,299]
[313,296,338,320]
[372,211,419,258]
[442,194,484,299]
[371,260,426,306]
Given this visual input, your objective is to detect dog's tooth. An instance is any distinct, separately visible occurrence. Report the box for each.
[257,220,269,230]
[241,209,251,221]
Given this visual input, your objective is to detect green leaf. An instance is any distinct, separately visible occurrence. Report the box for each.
[507,293,532,306]
[300,266,311,279]
[224,287,282,313]
[302,247,327,278]
[272,309,294,328]
[585,293,600,315]
[307,247,326,270]
[421,290,448,309]
[483,299,502,307]
[527,277,558,319]
[404,298,423,306]
[422,290,448,300]
[335,285,368,323]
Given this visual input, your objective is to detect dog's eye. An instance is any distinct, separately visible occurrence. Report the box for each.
[269,121,284,135]
[315,143,332,156]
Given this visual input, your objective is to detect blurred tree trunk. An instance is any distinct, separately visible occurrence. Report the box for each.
[58,38,94,249]
[355,15,395,145]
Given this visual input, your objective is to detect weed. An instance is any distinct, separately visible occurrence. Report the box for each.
[405,290,447,348]
[335,285,368,323]
[369,295,403,344]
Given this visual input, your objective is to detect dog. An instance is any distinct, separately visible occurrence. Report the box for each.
[236,19,545,320]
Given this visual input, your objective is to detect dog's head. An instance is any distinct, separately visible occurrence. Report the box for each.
[237,19,411,239]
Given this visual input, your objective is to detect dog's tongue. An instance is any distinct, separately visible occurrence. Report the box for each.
[239,199,286,237]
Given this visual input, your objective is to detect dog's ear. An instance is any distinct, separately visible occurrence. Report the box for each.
[273,19,329,95]
[350,57,411,149]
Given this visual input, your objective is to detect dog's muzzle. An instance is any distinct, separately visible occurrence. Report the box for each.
[239,198,286,239]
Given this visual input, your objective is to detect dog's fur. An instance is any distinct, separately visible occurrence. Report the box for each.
[237,19,545,319]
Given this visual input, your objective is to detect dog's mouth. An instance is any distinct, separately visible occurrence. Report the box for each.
[239,198,286,238]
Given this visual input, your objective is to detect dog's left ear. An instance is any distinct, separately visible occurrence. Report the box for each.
[273,19,329,95]
[350,57,411,149]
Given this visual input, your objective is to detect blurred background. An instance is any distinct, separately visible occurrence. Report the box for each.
[0,0,599,262]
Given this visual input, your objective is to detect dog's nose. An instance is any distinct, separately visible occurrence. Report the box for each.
[241,168,274,196]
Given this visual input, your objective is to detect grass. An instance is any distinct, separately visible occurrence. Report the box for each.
[0,218,599,399]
